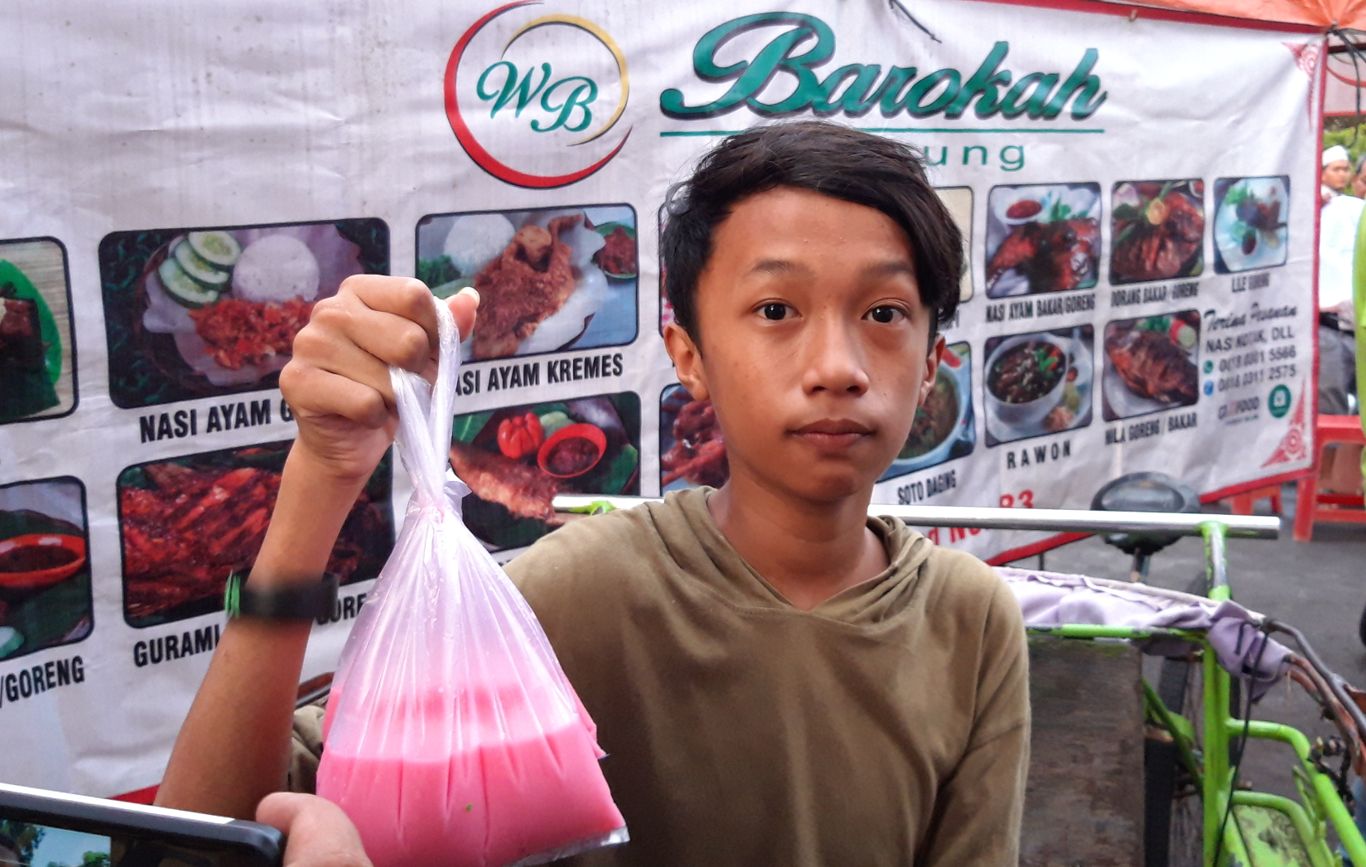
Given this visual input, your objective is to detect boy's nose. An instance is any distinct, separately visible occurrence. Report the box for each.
[800,320,871,395]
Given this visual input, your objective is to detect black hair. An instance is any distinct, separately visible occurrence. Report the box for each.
[661,120,963,345]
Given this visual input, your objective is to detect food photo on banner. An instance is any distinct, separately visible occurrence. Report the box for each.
[417,205,638,362]
[116,442,393,628]
[1212,175,1291,274]
[985,183,1102,298]
[983,327,1096,446]
[659,385,728,494]
[100,219,389,409]
[0,238,76,425]
[0,479,91,662]
[1109,179,1205,284]
[450,392,641,552]
[1102,311,1202,421]
[882,342,976,481]
[934,187,976,304]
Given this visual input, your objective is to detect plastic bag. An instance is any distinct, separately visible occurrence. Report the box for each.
[317,297,627,866]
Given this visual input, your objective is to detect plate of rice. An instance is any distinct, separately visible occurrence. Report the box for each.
[141,225,363,387]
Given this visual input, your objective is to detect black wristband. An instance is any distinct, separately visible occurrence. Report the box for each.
[224,571,339,622]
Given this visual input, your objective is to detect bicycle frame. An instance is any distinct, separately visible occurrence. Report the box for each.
[555,496,1366,866]
[1195,521,1366,867]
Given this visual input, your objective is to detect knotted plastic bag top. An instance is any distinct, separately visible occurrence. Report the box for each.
[389,292,466,511]
[317,296,626,867]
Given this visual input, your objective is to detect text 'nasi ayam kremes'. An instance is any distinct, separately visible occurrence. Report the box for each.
[132,359,621,443]
[456,351,624,397]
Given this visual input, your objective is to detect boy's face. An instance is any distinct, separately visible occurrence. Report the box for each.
[665,186,945,504]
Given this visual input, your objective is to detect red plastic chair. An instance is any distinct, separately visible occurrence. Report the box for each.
[1228,485,1283,516]
[1293,414,1366,541]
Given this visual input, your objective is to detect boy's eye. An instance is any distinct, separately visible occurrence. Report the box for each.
[866,305,907,324]
[759,302,791,321]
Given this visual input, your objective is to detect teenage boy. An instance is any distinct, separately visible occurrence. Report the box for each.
[158,120,1029,865]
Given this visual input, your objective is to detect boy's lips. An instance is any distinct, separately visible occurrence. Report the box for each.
[790,419,875,449]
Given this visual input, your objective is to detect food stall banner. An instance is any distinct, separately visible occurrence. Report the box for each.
[0,0,1320,796]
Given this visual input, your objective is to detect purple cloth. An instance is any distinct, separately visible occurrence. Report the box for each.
[997,567,1291,700]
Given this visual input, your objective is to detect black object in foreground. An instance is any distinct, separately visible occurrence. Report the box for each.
[0,782,283,866]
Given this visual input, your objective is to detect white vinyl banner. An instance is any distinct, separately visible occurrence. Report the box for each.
[0,0,1321,796]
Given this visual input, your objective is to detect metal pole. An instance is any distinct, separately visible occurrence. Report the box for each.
[1202,520,1232,598]
[553,496,1281,540]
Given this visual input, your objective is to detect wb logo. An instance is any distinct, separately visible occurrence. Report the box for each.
[476,61,596,133]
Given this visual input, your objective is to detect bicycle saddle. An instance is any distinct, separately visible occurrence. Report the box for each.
[1091,471,1201,559]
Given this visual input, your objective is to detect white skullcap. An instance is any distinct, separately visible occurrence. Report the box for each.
[1323,145,1350,166]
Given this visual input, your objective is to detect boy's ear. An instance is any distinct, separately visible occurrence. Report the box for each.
[663,322,710,401]
[919,332,947,404]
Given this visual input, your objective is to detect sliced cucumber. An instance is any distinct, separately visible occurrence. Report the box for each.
[172,239,231,290]
[159,257,219,308]
[186,230,242,269]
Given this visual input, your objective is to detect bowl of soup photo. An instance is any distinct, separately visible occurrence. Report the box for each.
[891,357,971,473]
[984,335,1071,429]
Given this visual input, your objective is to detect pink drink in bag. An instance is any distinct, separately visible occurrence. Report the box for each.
[317,298,627,866]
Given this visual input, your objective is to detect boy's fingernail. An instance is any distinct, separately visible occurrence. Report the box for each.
[462,287,481,307]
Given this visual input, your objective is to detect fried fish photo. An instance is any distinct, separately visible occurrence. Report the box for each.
[1101,312,1201,422]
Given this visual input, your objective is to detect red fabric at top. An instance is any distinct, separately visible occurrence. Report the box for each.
[1109,0,1360,28]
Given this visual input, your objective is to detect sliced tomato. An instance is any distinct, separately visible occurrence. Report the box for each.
[496,413,545,460]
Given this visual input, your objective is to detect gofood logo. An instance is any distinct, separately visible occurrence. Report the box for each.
[444,0,631,189]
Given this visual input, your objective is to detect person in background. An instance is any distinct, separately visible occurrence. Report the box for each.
[1349,176,1366,867]
[1318,170,1363,492]
[1358,187,1366,469]
[1325,145,1353,204]
[1352,153,1366,199]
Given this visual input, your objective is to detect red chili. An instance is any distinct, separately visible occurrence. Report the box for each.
[497,413,544,460]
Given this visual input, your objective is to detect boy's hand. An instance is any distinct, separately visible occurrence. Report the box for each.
[280,276,479,486]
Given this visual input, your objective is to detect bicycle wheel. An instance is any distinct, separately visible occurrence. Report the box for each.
[1147,651,1203,867]
[1145,576,1242,867]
